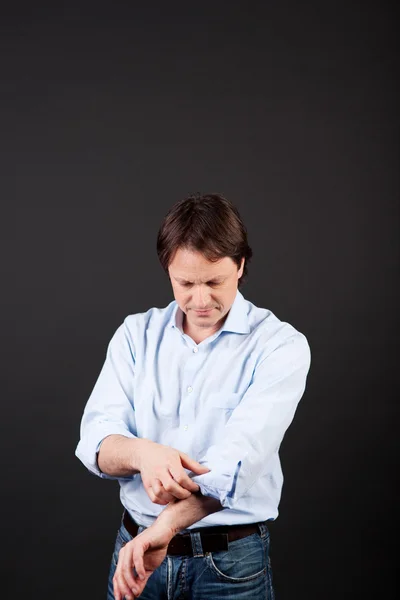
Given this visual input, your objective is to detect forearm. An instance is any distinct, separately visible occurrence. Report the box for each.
[155,492,223,536]
[97,434,145,477]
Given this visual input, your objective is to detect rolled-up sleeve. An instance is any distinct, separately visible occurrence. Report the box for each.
[75,320,137,479]
[192,331,311,508]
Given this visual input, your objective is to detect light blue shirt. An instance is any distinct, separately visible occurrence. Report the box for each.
[75,290,311,529]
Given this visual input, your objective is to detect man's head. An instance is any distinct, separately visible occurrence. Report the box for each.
[157,193,252,332]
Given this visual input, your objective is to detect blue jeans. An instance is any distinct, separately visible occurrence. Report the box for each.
[107,516,275,599]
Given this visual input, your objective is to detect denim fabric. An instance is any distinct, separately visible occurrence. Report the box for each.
[107,518,275,599]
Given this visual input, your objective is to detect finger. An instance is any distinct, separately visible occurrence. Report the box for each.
[113,549,125,600]
[133,545,147,581]
[133,579,148,598]
[169,464,204,492]
[114,573,135,600]
[179,452,211,475]
[113,570,132,600]
[121,546,138,593]
[145,484,158,504]
[151,479,176,503]
[170,467,200,493]
[146,482,173,505]
[114,545,138,600]
[113,577,121,600]
[161,471,193,498]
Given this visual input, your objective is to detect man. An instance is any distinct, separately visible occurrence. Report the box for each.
[75,193,311,599]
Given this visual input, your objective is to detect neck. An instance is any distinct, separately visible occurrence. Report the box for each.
[182,315,223,344]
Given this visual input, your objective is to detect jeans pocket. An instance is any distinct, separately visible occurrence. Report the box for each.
[205,533,266,583]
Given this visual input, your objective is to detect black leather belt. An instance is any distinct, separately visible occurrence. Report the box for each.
[122,510,261,556]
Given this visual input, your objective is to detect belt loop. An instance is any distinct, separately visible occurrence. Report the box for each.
[257,521,268,539]
[190,531,204,557]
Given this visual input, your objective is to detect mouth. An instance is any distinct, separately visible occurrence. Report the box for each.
[193,308,214,315]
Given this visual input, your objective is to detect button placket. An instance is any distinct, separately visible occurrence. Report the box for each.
[181,344,201,431]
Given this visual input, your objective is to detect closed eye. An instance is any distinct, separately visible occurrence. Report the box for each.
[179,280,223,287]
[181,281,221,288]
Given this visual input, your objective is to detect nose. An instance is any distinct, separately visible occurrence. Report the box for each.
[193,285,212,309]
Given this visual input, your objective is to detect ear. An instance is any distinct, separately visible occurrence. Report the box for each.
[238,257,245,279]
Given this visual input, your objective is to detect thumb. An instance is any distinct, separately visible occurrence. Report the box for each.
[179,452,210,474]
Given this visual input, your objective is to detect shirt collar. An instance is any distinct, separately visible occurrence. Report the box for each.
[168,289,250,335]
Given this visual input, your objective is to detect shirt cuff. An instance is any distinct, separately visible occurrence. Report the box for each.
[75,423,137,481]
[191,459,242,508]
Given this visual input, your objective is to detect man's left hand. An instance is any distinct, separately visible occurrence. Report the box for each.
[112,522,173,599]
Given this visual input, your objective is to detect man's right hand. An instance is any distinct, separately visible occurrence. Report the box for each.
[137,439,210,505]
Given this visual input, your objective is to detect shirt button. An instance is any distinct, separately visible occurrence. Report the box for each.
[187,386,193,393]
[184,425,189,431]
[193,347,198,353]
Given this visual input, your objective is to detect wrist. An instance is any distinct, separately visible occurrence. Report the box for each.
[153,500,182,539]
[130,437,149,473]
[150,511,176,543]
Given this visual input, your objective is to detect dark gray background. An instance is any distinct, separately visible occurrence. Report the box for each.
[1,2,397,598]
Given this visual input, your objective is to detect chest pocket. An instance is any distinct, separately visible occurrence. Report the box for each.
[208,392,242,410]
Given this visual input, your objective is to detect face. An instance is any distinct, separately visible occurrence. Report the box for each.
[168,247,245,333]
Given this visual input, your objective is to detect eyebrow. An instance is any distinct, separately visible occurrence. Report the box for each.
[175,276,225,284]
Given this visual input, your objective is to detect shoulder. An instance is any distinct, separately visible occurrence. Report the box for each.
[112,300,177,345]
[243,294,311,365]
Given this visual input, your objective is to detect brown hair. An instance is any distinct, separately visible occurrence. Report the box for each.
[156,193,253,287]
